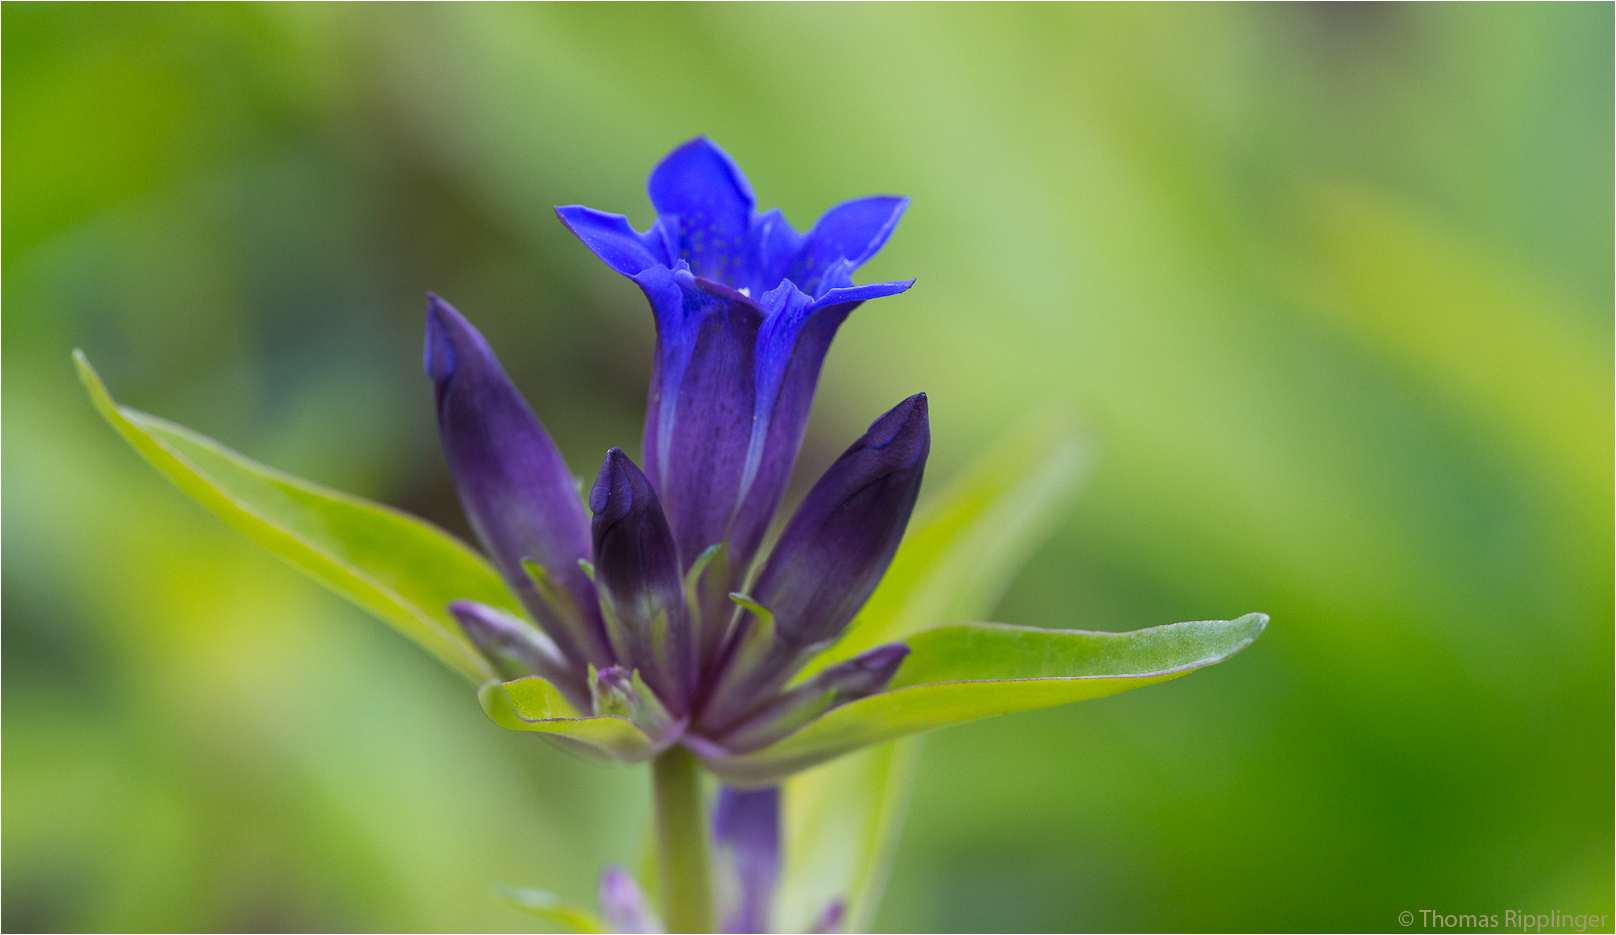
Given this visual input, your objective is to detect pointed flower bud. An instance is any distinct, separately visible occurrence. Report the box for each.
[717,643,910,753]
[697,397,928,734]
[449,600,587,706]
[590,448,696,714]
[425,295,612,670]
[754,393,930,649]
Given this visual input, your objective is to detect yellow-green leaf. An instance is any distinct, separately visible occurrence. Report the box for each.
[712,614,1266,787]
[479,677,661,763]
[75,349,513,682]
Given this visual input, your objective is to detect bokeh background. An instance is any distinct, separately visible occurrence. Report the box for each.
[4,4,1611,932]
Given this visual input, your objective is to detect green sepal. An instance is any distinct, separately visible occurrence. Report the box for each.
[74,350,511,683]
[683,542,731,656]
[702,614,1267,786]
[723,592,780,671]
[478,676,663,763]
[493,884,608,933]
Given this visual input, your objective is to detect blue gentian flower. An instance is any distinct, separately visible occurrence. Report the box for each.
[426,137,921,770]
[76,134,1265,935]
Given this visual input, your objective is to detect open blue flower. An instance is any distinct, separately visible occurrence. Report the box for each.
[429,138,922,766]
[555,137,913,593]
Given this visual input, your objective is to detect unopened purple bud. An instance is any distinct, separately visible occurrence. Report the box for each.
[449,600,585,703]
[716,643,910,753]
[590,448,696,714]
[424,295,611,670]
[815,643,911,696]
[753,394,930,650]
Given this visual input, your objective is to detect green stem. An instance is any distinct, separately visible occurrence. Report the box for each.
[652,746,715,933]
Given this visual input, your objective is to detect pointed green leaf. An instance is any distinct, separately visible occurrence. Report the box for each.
[708,614,1266,787]
[493,884,608,933]
[75,350,512,683]
[479,677,661,763]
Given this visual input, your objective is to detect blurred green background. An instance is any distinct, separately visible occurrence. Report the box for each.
[4,3,1611,932]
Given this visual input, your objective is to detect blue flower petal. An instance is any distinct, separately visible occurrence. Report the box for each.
[639,274,765,574]
[648,137,757,285]
[815,276,917,307]
[554,205,670,276]
[744,207,806,297]
[788,195,910,297]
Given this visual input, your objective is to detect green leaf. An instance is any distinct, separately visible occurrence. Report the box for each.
[780,418,1088,930]
[493,884,608,933]
[707,614,1266,787]
[478,677,662,763]
[74,350,512,683]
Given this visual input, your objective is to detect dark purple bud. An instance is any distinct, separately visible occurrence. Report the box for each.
[590,449,696,714]
[753,394,930,649]
[717,643,910,753]
[713,786,780,935]
[448,600,586,702]
[599,865,659,935]
[424,295,611,670]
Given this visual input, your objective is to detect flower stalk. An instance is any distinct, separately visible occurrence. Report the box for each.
[652,746,715,933]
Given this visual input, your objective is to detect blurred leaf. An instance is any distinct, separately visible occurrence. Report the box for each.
[713,614,1266,786]
[781,418,1089,929]
[479,677,661,764]
[1304,184,1612,502]
[778,740,921,935]
[74,350,507,683]
[493,884,608,934]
